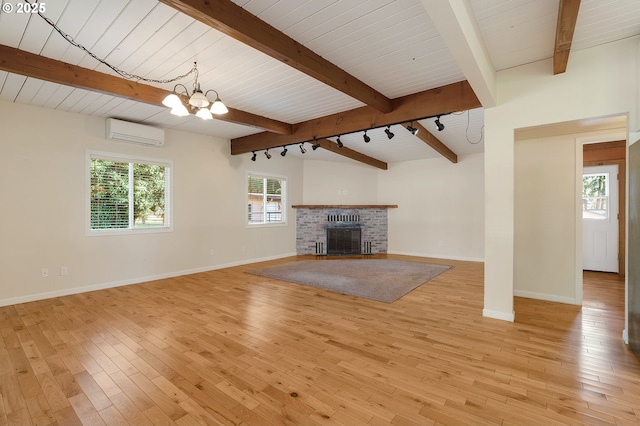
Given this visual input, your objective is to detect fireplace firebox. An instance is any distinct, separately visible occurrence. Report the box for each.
[326,225,361,255]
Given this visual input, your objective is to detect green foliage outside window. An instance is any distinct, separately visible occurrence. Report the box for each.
[583,174,606,197]
[91,158,167,230]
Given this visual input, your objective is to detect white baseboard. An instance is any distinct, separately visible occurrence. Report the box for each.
[0,252,296,308]
[387,250,484,263]
[623,328,629,344]
[482,308,515,322]
[513,289,578,305]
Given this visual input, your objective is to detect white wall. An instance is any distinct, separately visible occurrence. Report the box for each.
[514,133,578,303]
[302,154,485,261]
[380,154,484,261]
[302,160,379,204]
[0,101,302,305]
[484,36,639,321]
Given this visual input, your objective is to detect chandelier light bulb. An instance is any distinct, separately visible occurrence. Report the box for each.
[162,92,183,109]
[210,97,229,114]
[170,104,189,116]
[196,107,213,120]
[189,88,209,108]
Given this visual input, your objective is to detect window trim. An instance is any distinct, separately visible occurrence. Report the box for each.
[246,171,288,228]
[86,150,173,236]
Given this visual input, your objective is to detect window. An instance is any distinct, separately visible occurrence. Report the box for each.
[247,174,286,225]
[88,152,172,233]
[582,172,609,220]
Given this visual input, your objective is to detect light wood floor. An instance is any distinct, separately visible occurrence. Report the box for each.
[1,254,639,425]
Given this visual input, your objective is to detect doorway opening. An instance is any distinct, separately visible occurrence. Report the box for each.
[582,165,619,273]
[582,140,626,276]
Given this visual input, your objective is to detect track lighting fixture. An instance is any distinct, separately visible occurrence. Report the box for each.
[246,116,450,162]
[406,122,419,135]
[162,62,228,119]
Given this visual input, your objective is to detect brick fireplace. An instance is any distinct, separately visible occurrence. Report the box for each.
[293,205,397,255]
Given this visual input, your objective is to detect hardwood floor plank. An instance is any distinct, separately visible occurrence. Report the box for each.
[37,372,69,413]
[98,404,129,426]
[0,374,27,415]
[5,407,32,426]
[53,371,83,400]
[107,370,154,413]
[68,393,106,426]
[108,392,154,426]
[73,370,113,412]
[51,405,83,426]
[128,372,188,421]
[24,393,54,424]
[1,256,639,425]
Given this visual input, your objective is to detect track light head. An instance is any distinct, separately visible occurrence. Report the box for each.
[336,136,343,148]
[251,151,257,161]
[264,150,272,159]
[280,146,287,157]
[435,116,444,131]
[363,131,370,143]
[406,122,419,136]
[299,143,307,154]
[385,126,394,139]
[312,138,320,150]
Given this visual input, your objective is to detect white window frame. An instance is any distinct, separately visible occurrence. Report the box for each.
[247,172,287,227]
[86,150,173,236]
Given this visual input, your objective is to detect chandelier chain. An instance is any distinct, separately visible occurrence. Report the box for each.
[24,0,195,84]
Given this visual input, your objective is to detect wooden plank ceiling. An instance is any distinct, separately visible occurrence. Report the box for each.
[0,0,637,166]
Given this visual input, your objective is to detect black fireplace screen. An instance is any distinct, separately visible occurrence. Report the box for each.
[326,226,361,255]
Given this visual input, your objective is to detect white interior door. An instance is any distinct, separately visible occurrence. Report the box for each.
[583,165,619,272]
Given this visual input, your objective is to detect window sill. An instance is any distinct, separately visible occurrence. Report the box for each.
[86,226,173,237]
[246,222,287,229]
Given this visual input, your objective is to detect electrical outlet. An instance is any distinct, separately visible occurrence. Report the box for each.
[41,268,48,278]
[60,266,68,276]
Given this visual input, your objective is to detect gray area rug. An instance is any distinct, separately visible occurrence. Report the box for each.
[247,259,451,303]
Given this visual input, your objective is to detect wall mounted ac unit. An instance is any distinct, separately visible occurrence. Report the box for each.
[105,118,165,147]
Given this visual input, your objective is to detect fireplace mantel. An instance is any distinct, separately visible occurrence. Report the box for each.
[292,205,397,209]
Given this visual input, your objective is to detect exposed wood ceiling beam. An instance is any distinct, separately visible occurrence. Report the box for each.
[0,44,292,135]
[231,80,481,154]
[409,122,458,163]
[554,0,581,75]
[420,0,496,107]
[157,0,394,113]
[316,138,387,170]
